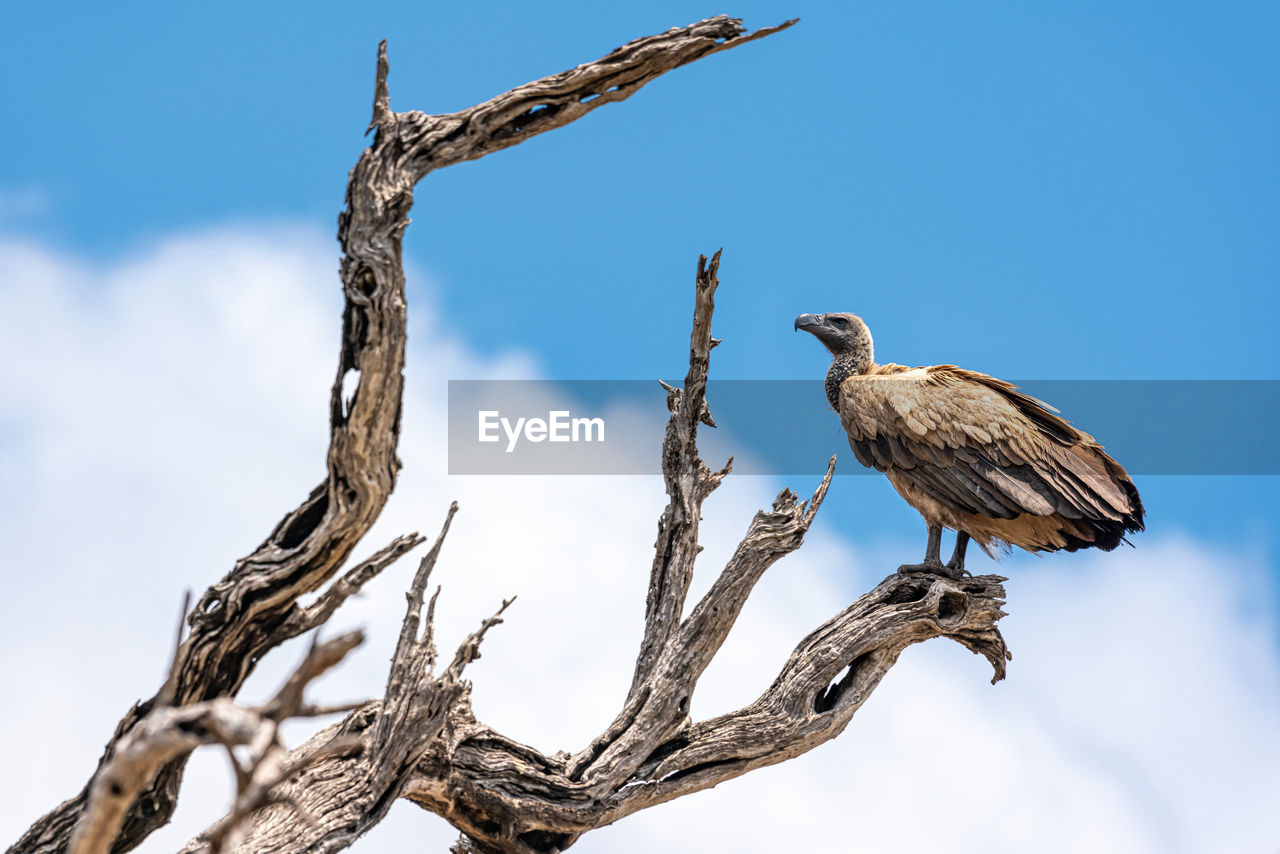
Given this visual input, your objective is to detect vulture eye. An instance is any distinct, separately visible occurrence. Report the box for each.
[832,317,849,329]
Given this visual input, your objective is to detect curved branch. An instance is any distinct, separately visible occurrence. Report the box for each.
[605,573,1010,818]
[68,633,365,854]
[399,571,1009,847]
[391,20,798,178]
[179,248,1009,854]
[391,243,1011,851]
[11,16,794,854]
[162,251,1011,854]
[570,459,837,793]
[182,506,508,854]
[11,13,1015,854]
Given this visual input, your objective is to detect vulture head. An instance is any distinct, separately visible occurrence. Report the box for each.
[794,312,874,369]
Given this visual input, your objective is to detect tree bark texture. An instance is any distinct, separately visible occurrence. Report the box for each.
[10,16,1014,854]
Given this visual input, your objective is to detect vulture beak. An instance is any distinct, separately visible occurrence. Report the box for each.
[794,313,824,333]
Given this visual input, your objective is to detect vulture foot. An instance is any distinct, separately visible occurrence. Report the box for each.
[898,559,946,576]
[898,560,970,581]
[945,531,971,577]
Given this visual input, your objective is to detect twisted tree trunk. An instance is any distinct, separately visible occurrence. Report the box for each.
[10,17,1012,854]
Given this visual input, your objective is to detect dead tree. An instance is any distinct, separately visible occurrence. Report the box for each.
[10,17,1011,854]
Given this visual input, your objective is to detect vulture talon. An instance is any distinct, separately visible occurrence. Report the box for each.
[898,560,968,581]
[945,531,971,577]
[897,560,946,576]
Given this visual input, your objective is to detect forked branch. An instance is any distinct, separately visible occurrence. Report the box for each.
[394,257,1009,854]
[11,16,792,854]
[69,632,365,854]
[12,16,1016,854]
[180,505,510,854]
[176,252,1006,854]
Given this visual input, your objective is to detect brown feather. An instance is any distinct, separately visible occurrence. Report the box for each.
[838,364,1144,554]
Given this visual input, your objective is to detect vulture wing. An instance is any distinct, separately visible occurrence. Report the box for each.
[838,365,1144,552]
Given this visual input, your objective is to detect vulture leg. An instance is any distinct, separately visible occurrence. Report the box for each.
[946,531,972,577]
[898,523,946,575]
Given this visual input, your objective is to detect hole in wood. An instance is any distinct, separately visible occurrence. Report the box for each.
[518,829,572,852]
[275,490,329,550]
[886,582,928,605]
[342,368,361,418]
[814,652,873,713]
[473,817,501,836]
[937,591,966,623]
[643,734,689,767]
[175,719,208,738]
[511,102,562,131]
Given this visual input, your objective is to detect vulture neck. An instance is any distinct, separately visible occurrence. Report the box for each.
[825,352,871,407]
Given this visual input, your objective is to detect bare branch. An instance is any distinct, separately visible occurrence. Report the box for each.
[395,568,1008,853]
[13,17,790,854]
[392,256,1008,853]
[447,597,517,677]
[263,632,365,723]
[676,455,838,679]
[567,250,731,788]
[193,509,514,854]
[634,252,724,689]
[172,251,1009,854]
[376,502,458,751]
[607,573,1011,817]
[282,533,428,638]
[69,634,364,854]
[393,22,798,179]
[156,590,193,708]
[367,39,392,135]
[201,731,366,854]
[18,16,1023,854]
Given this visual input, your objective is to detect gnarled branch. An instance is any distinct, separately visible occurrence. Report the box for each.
[181,252,1008,854]
[11,16,792,854]
[179,505,509,854]
[69,632,365,854]
[391,257,1009,854]
[12,17,1016,854]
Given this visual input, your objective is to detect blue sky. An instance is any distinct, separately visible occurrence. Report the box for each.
[2,3,1279,852]
[7,1,1278,373]
[5,1,1279,557]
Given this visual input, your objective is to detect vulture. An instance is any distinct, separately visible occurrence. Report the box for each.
[795,312,1144,577]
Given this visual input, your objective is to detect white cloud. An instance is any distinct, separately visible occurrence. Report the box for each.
[0,228,1276,854]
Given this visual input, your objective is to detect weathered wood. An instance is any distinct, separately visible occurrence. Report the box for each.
[68,632,365,854]
[402,573,1008,848]
[568,252,732,788]
[178,505,512,854]
[10,16,1016,854]
[9,17,794,854]
[182,256,1008,854]
[9,17,793,854]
